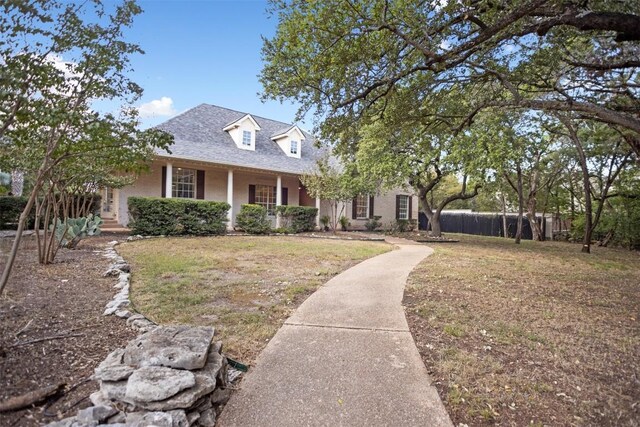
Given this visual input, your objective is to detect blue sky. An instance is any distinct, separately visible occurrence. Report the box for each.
[123,0,303,128]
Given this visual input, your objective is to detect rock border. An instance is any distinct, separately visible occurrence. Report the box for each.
[101,237,158,334]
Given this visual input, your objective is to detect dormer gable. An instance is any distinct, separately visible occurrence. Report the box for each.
[223,114,261,151]
[271,125,305,159]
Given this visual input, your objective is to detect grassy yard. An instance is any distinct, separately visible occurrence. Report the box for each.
[118,236,390,363]
[404,234,639,426]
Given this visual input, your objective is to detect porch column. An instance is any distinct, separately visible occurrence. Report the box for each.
[227,169,234,230]
[276,175,282,228]
[165,162,173,198]
[315,197,321,228]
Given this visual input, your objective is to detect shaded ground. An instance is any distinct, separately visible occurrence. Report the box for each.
[0,234,136,427]
[404,234,640,426]
[118,236,391,363]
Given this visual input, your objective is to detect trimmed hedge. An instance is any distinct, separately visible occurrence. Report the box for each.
[128,197,229,236]
[276,206,318,233]
[236,204,271,234]
[0,196,31,229]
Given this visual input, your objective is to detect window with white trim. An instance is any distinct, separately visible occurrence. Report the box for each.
[172,167,196,198]
[398,195,409,220]
[290,140,298,154]
[242,130,252,146]
[255,184,277,215]
[356,194,369,219]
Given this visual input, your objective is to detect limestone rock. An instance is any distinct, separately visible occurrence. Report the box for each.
[134,373,216,411]
[125,366,195,403]
[127,411,173,427]
[94,364,135,382]
[89,391,111,407]
[123,326,214,370]
[186,411,200,426]
[98,348,124,369]
[45,417,76,427]
[124,410,188,427]
[167,409,189,427]
[106,411,127,424]
[210,387,231,405]
[76,405,117,423]
[126,314,146,326]
[199,408,217,427]
[101,380,127,401]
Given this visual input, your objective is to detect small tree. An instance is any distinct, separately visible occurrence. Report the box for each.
[0,0,173,294]
[301,157,369,234]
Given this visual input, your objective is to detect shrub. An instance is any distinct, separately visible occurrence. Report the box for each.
[276,206,318,233]
[339,216,349,231]
[0,196,33,230]
[128,197,229,236]
[364,215,382,231]
[236,204,271,234]
[395,219,409,232]
[320,215,330,231]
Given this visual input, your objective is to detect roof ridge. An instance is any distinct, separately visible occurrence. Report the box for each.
[200,103,299,130]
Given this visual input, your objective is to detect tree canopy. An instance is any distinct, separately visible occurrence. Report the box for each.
[261,0,640,155]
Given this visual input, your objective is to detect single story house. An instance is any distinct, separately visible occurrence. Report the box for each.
[103,103,417,230]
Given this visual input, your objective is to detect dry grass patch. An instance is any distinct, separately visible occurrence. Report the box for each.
[118,236,390,363]
[404,234,639,426]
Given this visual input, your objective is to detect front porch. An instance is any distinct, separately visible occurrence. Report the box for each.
[115,159,321,229]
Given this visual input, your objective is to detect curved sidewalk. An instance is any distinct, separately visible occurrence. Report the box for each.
[218,237,452,427]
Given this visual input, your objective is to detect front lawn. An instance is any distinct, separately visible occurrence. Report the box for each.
[404,234,639,426]
[118,236,390,362]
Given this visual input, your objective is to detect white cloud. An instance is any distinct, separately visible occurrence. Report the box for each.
[138,97,177,118]
[439,40,452,51]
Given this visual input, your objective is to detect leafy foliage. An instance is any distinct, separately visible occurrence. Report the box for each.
[54,214,103,249]
[364,216,382,231]
[128,197,229,236]
[235,204,272,235]
[275,206,318,233]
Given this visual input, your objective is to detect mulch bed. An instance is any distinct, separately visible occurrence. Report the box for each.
[0,234,136,426]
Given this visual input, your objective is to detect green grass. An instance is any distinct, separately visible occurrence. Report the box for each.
[404,233,640,426]
[118,235,390,361]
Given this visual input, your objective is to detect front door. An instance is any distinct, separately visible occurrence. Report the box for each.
[101,187,117,219]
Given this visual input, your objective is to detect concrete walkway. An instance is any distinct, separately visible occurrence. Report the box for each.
[218,237,452,427]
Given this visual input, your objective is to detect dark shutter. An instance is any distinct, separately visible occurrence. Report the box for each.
[282,187,288,205]
[409,196,413,219]
[395,195,401,219]
[369,195,375,218]
[248,185,256,204]
[196,170,205,199]
[352,197,357,219]
[161,166,167,198]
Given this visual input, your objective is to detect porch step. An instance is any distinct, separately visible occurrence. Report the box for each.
[100,218,130,233]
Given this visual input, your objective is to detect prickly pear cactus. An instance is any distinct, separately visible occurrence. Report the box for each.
[55,214,104,248]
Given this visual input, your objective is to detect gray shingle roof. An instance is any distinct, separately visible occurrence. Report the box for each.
[154,104,323,175]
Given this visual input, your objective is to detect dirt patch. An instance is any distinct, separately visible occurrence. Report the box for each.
[0,234,137,426]
[404,234,640,426]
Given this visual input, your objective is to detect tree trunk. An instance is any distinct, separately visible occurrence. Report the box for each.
[430,211,442,237]
[515,165,524,244]
[559,117,592,253]
[0,189,38,295]
[501,193,508,238]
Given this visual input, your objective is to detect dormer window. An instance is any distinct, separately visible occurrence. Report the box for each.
[223,114,261,151]
[242,130,252,146]
[271,125,305,158]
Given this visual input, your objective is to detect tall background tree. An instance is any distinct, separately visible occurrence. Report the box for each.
[261,0,639,248]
